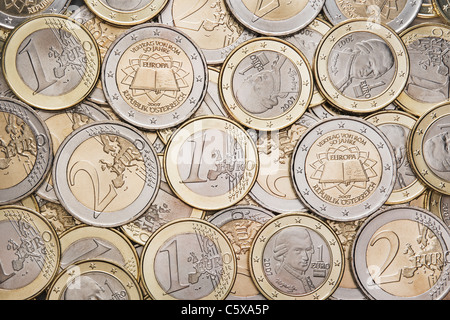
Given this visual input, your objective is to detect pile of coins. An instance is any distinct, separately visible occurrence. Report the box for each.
[1,0,450,301]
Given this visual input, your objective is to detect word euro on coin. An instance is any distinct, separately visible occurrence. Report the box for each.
[102,23,208,130]
[140,218,237,300]
[53,120,160,228]
[164,116,258,211]
[2,14,101,110]
[352,205,450,300]
[291,116,397,221]
[0,98,53,205]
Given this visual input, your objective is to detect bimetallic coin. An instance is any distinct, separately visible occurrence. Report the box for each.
[59,225,140,280]
[291,116,397,221]
[36,102,111,202]
[159,0,256,65]
[0,206,60,300]
[225,0,325,36]
[310,103,339,120]
[396,23,450,117]
[121,155,204,246]
[409,103,450,195]
[46,259,143,300]
[0,98,53,205]
[249,112,319,214]
[433,0,450,21]
[85,0,168,26]
[2,14,101,110]
[323,0,422,33]
[0,0,70,29]
[327,219,369,300]
[283,18,331,108]
[102,23,208,130]
[315,19,409,114]
[352,205,450,300]
[164,116,258,211]
[140,218,237,300]
[53,121,160,228]
[207,205,274,300]
[220,37,313,132]
[249,213,345,300]
[157,67,229,145]
[419,0,439,17]
[70,5,128,106]
[428,190,450,227]
[409,189,430,209]
[365,110,426,204]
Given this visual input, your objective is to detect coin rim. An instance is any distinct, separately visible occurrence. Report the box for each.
[224,0,325,36]
[0,97,53,204]
[249,212,345,300]
[2,14,101,110]
[290,115,397,221]
[219,37,314,132]
[101,22,208,130]
[46,258,143,300]
[395,22,450,117]
[364,110,426,204]
[0,0,71,29]
[158,0,256,65]
[52,120,161,228]
[314,19,410,114]
[0,205,61,300]
[163,115,259,211]
[59,224,141,280]
[323,0,422,33]
[139,217,237,300]
[351,204,450,300]
[35,101,112,203]
[84,0,169,26]
[408,102,450,195]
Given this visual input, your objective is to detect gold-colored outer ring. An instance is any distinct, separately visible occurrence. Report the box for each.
[365,110,426,204]
[396,23,450,117]
[427,190,446,219]
[432,0,450,23]
[284,18,331,108]
[315,19,409,114]
[163,115,259,211]
[85,0,169,26]
[419,1,439,18]
[46,259,143,300]
[219,37,313,131]
[139,218,237,300]
[0,205,61,300]
[408,102,450,195]
[249,212,345,300]
[2,14,101,110]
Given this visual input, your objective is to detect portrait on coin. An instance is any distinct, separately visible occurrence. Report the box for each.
[234,51,300,117]
[102,0,146,11]
[271,227,316,295]
[378,124,416,189]
[64,275,109,300]
[424,124,450,181]
[329,36,395,98]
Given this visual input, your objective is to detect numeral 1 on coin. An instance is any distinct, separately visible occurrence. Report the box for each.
[18,38,57,95]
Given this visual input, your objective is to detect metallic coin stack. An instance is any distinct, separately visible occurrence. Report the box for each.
[1,0,450,301]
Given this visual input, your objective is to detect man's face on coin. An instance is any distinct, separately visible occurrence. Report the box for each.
[425,131,450,173]
[284,231,314,273]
